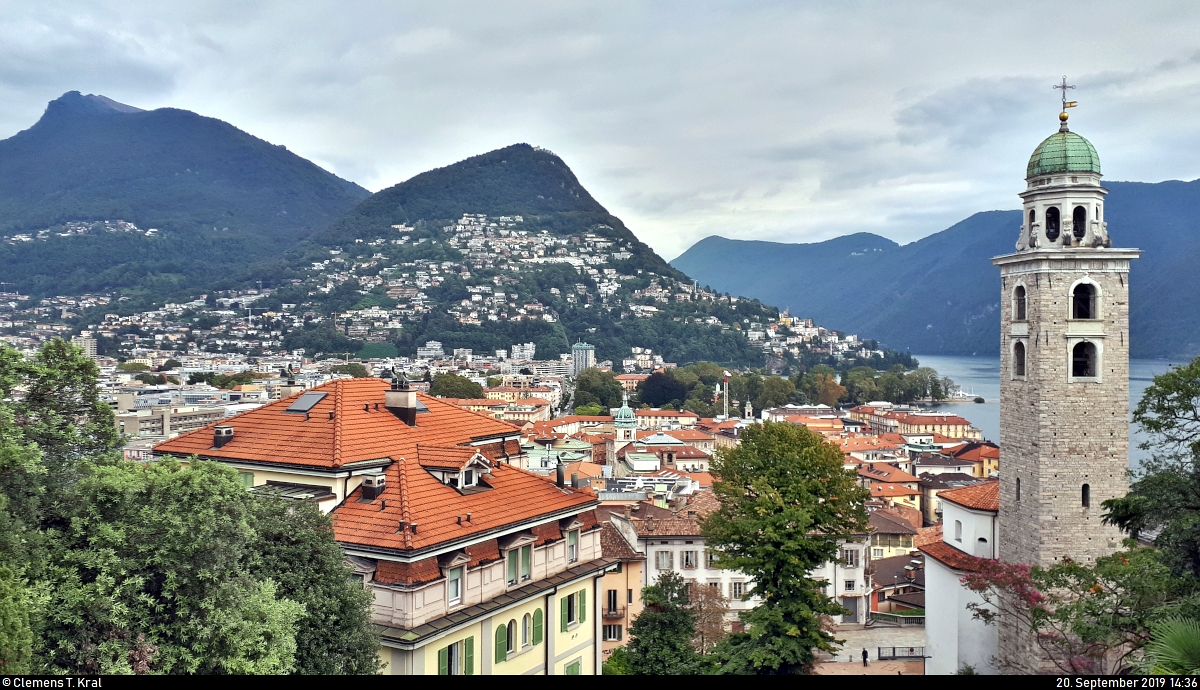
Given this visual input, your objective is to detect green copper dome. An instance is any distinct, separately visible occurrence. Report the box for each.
[1026,129,1101,177]
[614,394,636,427]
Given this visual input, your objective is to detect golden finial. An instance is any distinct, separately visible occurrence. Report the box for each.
[1060,111,1069,122]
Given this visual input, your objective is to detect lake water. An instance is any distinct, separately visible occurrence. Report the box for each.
[912,354,1183,468]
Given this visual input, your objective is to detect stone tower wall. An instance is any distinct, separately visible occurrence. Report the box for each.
[997,251,1134,567]
[994,249,1138,673]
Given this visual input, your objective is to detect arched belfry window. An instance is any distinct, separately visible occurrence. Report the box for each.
[1072,283,1096,319]
[1073,206,1087,240]
[1082,483,1091,508]
[1014,341,1026,377]
[1014,285,1027,321]
[1046,207,1061,242]
[1072,342,1097,378]
[1028,209,1036,225]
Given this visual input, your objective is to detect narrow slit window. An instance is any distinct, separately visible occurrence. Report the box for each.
[1082,483,1091,508]
[1014,285,1027,321]
[1073,206,1087,240]
[1014,341,1026,377]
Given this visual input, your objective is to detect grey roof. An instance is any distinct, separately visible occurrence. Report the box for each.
[873,552,926,590]
[918,472,985,490]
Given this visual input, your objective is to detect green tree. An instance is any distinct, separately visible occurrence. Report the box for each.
[754,376,795,411]
[574,402,605,416]
[248,498,381,675]
[639,371,689,408]
[0,566,32,674]
[116,362,150,372]
[1105,356,1200,578]
[625,572,701,675]
[1139,617,1200,675]
[429,373,483,399]
[34,460,304,674]
[576,368,623,409]
[0,341,118,498]
[331,363,370,378]
[961,546,1195,675]
[703,422,870,674]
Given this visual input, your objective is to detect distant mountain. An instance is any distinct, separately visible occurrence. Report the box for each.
[0,91,369,295]
[263,143,776,366]
[672,178,1200,359]
[318,143,683,280]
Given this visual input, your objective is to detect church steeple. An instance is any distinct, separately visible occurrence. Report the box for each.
[992,86,1141,673]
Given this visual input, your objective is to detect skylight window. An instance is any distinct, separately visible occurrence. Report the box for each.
[285,391,327,413]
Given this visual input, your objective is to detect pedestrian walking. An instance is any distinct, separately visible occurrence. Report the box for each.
[862,648,869,667]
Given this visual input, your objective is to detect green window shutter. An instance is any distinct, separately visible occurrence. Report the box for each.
[507,551,518,583]
[579,588,587,624]
[560,596,569,632]
[464,636,474,675]
[438,646,449,675]
[495,624,507,663]
[533,608,544,645]
[566,660,581,675]
[618,625,622,641]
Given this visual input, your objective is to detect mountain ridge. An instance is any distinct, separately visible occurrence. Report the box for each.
[672,180,1200,359]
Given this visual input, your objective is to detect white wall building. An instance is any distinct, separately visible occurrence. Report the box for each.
[920,480,999,675]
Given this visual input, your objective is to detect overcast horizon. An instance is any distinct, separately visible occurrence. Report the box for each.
[3,1,1200,260]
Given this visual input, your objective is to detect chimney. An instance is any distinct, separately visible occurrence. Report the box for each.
[213,425,234,448]
[555,457,565,488]
[624,504,632,519]
[571,472,579,487]
[384,374,417,426]
[361,473,386,500]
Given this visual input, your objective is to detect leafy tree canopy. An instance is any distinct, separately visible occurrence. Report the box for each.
[625,572,702,675]
[575,368,623,409]
[331,363,370,378]
[429,373,483,399]
[703,422,869,674]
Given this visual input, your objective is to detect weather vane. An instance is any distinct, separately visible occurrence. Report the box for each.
[1054,76,1077,115]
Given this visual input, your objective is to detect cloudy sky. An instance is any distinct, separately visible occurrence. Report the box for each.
[2,1,1200,259]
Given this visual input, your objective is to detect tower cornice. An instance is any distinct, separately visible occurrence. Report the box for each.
[992,247,1142,267]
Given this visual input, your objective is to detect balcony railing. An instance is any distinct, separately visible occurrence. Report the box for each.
[602,606,626,620]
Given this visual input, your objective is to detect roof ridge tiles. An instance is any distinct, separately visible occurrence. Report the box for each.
[396,457,413,549]
[332,380,345,467]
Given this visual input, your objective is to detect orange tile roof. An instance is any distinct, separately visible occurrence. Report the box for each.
[870,484,920,498]
[660,429,715,442]
[859,463,919,483]
[153,378,598,555]
[938,479,999,512]
[154,378,520,468]
[416,444,480,470]
[920,540,988,572]
[599,523,642,560]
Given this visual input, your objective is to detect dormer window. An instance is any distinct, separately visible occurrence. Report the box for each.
[462,469,476,487]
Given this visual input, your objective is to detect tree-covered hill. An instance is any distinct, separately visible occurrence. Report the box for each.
[0,91,370,296]
[316,143,684,281]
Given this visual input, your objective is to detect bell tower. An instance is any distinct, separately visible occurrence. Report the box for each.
[992,95,1140,671]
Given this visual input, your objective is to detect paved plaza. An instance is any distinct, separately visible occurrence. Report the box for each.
[815,624,928,674]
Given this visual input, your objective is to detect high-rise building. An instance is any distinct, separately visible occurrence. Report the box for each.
[71,335,98,359]
[415,341,444,359]
[570,342,595,377]
[992,107,1140,672]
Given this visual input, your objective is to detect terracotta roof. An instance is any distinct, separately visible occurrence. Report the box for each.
[859,463,919,483]
[914,524,943,548]
[599,523,643,560]
[154,378,520,468]
[869,510,919,535]
[333,457,596,553]
[375,557,442,585]
[919,541,988,572]
[870,484,920,498]
[632,516,702,537]
[950,442,1001,461]
[660,429,715,442]
[416,444,480,470]
[938,479,999,512]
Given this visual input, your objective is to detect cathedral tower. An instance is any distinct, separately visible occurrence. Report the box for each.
[993,104,1140,671]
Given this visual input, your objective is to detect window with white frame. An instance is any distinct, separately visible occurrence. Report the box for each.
[520,544,532,581]
[506,550,519,586]
[706,550,718,568]
[655,550,673,570]
[731,581,745,599]
[603,624,623,641]
[844,580,856,591]
[568,530,579,562]
[448,567,463,604]
[873,548,884,558]
[841,549,859,567]
[521,613,531,647]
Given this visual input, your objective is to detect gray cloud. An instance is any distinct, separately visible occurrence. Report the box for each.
[0,1,1199,259]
